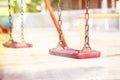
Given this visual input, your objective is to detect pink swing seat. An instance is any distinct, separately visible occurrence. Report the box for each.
[3,41,32,48]
[49,48,100,59]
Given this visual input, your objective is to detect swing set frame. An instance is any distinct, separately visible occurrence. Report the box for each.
[0,0,100,59]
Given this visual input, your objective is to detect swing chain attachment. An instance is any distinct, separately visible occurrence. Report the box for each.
[57,0,65,49]
[20,0,25,43]
[8,0,14,42]
[82,0,91,52]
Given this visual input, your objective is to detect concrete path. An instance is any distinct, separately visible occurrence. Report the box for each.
[0,28,120,80]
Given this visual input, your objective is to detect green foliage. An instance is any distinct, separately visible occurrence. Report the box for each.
[31,0,41,3]
[12,0,42,13]
[0,0,42,13]
[26,0,42,12]
[26,3,39,12]
[12,0,21,14]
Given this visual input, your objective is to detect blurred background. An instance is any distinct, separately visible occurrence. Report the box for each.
[0,0,120,31]
[0,0,120,80]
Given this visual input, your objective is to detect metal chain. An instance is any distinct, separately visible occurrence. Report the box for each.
[57,0,64,49]
[82,0,91,52]
[8,0,14,42]
[21,0,25,43]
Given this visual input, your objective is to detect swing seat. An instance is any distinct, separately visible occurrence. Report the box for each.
[14,42,33,48]
[3,41,32,48]
[49,48,100,59]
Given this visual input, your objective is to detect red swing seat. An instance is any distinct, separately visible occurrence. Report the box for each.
[49,48,100,59]
[3,41,32,48]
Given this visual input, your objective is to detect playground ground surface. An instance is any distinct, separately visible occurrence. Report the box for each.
[0,28,120,80]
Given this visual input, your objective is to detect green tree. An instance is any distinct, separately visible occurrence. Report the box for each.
[26,0,42,12]
[12,0,21,14]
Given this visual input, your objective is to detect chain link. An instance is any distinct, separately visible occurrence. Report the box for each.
[82,0,91,52]
[21,0,25,43]
[57,0,64,49]
[8,0,14,42]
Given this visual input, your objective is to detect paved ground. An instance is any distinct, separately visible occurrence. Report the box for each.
[0,28,120,80]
